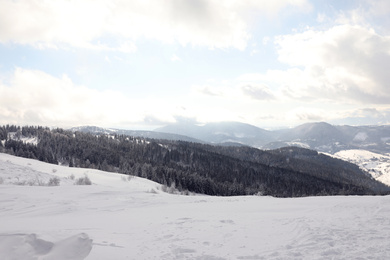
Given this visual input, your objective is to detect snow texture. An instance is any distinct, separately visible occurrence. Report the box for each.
[1,153,390,259]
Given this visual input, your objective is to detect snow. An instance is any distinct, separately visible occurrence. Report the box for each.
[286,141,310,149]
[1,153,390,259]
[353,132,368,142]
[0,233,92,260]
[333,149,390,186]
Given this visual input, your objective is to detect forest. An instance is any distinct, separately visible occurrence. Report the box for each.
[1,125,389,197]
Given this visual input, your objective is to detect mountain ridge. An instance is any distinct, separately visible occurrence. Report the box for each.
[155,121,273,147]
[155,121,390,154]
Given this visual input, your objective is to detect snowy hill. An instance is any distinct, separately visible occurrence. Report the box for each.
[333,149,390,186]
[1,153,390,259]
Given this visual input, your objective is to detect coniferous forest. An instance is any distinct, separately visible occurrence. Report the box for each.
[1,125,389,197]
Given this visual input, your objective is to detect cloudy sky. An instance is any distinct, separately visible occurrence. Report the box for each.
[1,0,390,130]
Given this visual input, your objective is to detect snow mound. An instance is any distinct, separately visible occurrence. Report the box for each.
[0,233,92,260]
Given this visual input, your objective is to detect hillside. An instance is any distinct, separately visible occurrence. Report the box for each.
[1,125,389,197]
[1,153,390,259]
[332,149,390,186]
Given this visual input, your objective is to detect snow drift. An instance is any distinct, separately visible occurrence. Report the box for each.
[0,233,92,260]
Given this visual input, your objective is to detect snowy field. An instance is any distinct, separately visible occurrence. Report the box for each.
[1,153,390,259]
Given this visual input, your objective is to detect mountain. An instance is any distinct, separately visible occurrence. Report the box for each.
[71,122,390,155]
[155,121,274,147]
[70,126,204,143]
[335,125,390,154]
[267,122,390,154]
[154,121,390,185]
[279,122,346,143]
[155,121,389,155]
[265,122,352,153]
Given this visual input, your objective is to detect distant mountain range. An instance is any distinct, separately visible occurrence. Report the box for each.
[155,121,273,147]
[155,121,390,155]
[6,122,388,157]
[70,126,204,143]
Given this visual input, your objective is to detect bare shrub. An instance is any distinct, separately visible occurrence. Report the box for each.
[74,175,92,185]
[48,177,60,186]
[121,174,134,182]
[159,182,177,194]
[181,190,190,196]
[160,184,168,193]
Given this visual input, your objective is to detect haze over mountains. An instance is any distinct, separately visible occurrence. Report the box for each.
[155,121,390,155]
[72,121,390,155]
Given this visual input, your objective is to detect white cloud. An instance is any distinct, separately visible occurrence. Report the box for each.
[262,36,271,45]
[2,68,270,129]
[366,0,390,17]
[0,0,310,51]
[171,54,181,62]
[0,68,173,128]
[240,23,390,104]
[240,84,275,100]
[194,85,224,97]
[286,107,327,122]
[116,41,137,54]
[316,13,327,23]
[330,107,390,125]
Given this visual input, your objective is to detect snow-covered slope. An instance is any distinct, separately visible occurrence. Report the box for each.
[1,153,390,259]
[333,149,390,186]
